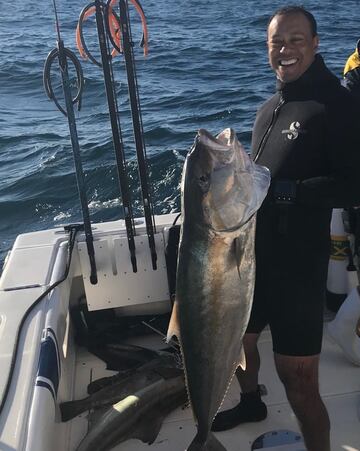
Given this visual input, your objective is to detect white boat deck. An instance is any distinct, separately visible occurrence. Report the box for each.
[68,323,360,451]
[1,215,358,450]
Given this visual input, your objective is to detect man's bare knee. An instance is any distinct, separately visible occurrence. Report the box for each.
[274,353,320,396]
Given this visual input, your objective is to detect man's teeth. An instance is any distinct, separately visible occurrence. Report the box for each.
[280,58,297,66]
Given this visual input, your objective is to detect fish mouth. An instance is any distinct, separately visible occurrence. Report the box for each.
[193,128,236,168]
[216,128,235,146]
[195,128,233,151]
[279,58,298,67]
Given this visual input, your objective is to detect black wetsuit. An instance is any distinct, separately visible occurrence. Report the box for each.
[247,54,360,356]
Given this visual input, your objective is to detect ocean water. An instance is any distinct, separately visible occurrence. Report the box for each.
[0,0,358,270]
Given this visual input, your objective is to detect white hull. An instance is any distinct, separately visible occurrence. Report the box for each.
[0,212,359,451]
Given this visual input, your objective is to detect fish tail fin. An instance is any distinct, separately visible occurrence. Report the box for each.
[187,432,227,451]
[60,399,86,422]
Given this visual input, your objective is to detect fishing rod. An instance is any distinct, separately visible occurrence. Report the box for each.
[76,0,147,273]
[118,0,157,270]
[77,0,156,270]
[93,0,137,272]
[43,0,98,284]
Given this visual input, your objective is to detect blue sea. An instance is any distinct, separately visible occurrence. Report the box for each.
[0,0,358,271]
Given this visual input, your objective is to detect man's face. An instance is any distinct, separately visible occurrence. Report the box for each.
[267,13,319,83]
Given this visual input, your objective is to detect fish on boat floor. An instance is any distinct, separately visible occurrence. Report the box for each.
[67,328,360,451]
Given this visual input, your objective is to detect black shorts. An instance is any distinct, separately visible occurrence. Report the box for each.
[246,240,329,356]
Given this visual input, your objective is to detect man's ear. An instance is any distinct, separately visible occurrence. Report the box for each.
[313,35,319,52]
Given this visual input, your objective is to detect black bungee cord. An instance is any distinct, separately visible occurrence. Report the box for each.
[44,0,98,285]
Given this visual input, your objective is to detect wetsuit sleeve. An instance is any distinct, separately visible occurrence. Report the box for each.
[297,93,360,208]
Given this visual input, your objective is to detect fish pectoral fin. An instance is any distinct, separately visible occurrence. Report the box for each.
[131,413,164,444]
[234,237,243,278]
[166,300,180,342]
[131,391,187,445]
[238,346,246,371]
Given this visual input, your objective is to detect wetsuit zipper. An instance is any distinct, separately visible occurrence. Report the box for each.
[254,96,285,163]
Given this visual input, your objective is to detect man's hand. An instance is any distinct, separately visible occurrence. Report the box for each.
[343,39,360,96]
[344,67,360,93]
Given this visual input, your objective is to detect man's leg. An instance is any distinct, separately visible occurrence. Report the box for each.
[212,333,267,431]
[274,353,330,451]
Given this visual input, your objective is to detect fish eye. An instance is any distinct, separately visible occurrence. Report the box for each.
[197,173,210,192]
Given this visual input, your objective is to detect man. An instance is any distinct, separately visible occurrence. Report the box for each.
[343,39,360,98]
[212,6,360,451]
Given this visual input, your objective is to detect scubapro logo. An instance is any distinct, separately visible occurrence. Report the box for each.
[282,121,303,140]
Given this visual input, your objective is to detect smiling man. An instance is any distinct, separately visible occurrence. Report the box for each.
[212,6,360,451]
[267,9,319,83]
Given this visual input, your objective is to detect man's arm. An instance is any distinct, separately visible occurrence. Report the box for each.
[297,92,360,208]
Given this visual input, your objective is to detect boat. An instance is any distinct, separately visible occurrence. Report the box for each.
[1,1,360,450]
[1,210,360,451]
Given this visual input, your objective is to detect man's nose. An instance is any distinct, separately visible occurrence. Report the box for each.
[279,43,292,53]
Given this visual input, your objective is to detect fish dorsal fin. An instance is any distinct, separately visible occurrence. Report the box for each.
[166,300,180,342]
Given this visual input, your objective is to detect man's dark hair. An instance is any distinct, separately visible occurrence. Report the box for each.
[268,6,318,37]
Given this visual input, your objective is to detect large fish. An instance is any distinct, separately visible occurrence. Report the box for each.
[167,128,270,450]
[75,374,186,451]
[86,349,178,394]
[60,357,181,421]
